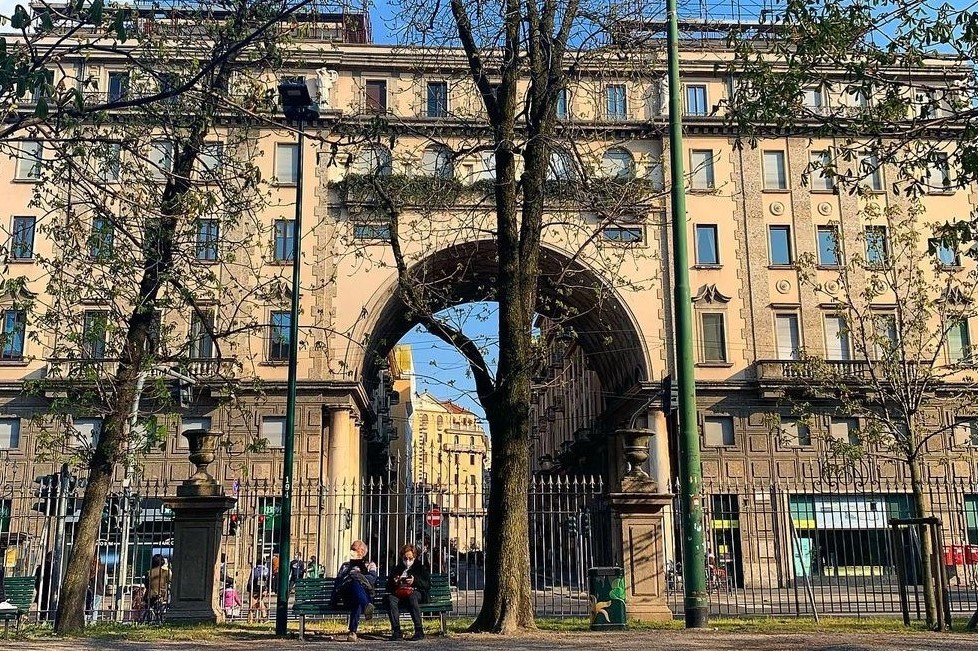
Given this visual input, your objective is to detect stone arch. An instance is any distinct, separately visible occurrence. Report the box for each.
[349,239,651,403]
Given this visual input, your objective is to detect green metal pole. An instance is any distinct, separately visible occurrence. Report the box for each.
[276,125,304,635]
[666,0,709,628]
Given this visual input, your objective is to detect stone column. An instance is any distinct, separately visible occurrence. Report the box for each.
[325,407,357,569]
[608,428,673,623]
[163,429,235,624]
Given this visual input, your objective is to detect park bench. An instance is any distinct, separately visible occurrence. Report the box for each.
[1,575,36,635]
[294,573,452,640]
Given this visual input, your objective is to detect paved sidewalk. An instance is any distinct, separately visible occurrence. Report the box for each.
[5,630,978,651]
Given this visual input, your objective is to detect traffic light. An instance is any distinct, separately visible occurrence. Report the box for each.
[32,473,57,513]
[581,511,592,537]
[566,515,579,536]
[172,379,193,408]
[228,513,240,536]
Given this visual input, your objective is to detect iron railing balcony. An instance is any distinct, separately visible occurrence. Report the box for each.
[755,358,873,383]
[43,356,240,381]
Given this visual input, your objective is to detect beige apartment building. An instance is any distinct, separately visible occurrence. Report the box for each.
[2,7,978,595]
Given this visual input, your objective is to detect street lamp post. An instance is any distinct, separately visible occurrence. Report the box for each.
[275,82,317,636]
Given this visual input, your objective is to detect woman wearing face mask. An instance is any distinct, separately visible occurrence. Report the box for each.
[384,543,430,641]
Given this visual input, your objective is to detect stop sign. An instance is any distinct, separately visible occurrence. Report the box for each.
[425,507,442,527]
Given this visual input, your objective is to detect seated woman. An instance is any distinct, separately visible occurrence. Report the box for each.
[330,540,378,642]
[384,543,430,641]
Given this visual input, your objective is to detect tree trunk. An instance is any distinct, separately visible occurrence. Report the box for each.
[909,459,938,629]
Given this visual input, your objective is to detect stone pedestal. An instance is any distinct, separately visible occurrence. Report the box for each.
[163,495,236,623]
[608,488,674,623]
[163,428,236,624]
[608,427,673,623]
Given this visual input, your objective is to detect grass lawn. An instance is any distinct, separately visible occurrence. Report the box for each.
[13,614,978,640]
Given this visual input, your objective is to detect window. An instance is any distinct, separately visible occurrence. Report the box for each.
[703,416,734,446]
[352,223,392,240]
[949,320,972,363]
[775,313,801,360]
[189,309,215,359]
[420,146,453,179]
[860,153,883,191]
[1,310,26,360]
[933,239,959,267]
[601,226,643,243]
[100,143,121,182]
[823,314,851,360]
[70,418,101,448]
[762,150,787,190]
[830,417,859,445]
[768,225,793,266]
[873,312,899,359]
[700,313,727,363]
[198,142,224,178]
[915,89,934,119]
[196,219,219,262]
[273,219,295,263]
[547,150,575,181]
[928,152,951,192]
[816,225,840,266]
[178,416,212,449]
[556,88,568,119]
[269,311,292,361]
[107,72,129,102]
[426,81,448,118]
[955,418,978,447]
[353,145,393,176]
[810,151,834,191]
[601,148,635,180]
[365,79,387,112]
[685,84,708,116]
[10,216,36,261]
[802,87,823,110]
[274,143,299,184]
[82,311,108,359]
[0,418,20,449]
[695,224,719,265]
[261,416,286,448]
[149,140,173,181]
[864,225,889,266]
[15,141,43,180]
[89,216,114,259]
[606,84,627,119]
[689,149,715,189]
[781,419,812,447]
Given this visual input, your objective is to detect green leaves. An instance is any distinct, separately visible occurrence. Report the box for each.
[10,4,30,30]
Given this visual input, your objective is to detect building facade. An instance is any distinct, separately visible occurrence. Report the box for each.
[2,6,978,609]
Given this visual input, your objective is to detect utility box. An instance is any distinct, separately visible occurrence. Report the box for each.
[588,566,626,630]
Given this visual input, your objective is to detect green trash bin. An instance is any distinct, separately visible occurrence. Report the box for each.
[588,566,626,630]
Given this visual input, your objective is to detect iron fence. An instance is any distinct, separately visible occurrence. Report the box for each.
[0,474,608,623]
[664,478,978,619]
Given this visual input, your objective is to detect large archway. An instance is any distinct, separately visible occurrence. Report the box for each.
[350,239,652,407]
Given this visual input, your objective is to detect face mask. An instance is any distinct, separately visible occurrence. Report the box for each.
[403,558,414,569]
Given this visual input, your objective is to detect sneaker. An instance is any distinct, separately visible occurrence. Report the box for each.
[391,629,403,641]
[364,603,375,621]
[346,631,358,642]
[409,631,425,641]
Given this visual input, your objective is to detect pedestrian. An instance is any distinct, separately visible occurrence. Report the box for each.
[306,555,322,579]
[289,552,306,591]
[247,557,270,622]
[270,554,280,593]
[385,543,430,641]
[329,540,377,642]
[33,551,53,620]
[222,580,243,619]
[145,554,171,622]
[87,553,107,624]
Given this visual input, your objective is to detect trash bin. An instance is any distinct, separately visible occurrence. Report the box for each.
[588,566,626,630]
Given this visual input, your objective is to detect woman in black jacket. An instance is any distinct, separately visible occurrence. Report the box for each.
[385,543,430,640]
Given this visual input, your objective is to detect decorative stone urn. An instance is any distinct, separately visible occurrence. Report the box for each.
[165,428,236,623]
[618,428,654,483]
[177,429,222,497]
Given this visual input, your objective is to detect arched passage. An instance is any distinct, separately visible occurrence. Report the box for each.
[351,239,651,409]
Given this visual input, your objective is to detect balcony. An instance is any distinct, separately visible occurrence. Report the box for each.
[755,359,873,383]
[43,357,239,381]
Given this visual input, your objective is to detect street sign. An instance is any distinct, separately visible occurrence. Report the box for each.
[425,507,442,528]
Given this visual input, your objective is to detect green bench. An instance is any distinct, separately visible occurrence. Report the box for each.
[294,573,452,640]
[1,576,36,635]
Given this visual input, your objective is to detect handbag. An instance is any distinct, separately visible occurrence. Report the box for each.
[393,585,415,599]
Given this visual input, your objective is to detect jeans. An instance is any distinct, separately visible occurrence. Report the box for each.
[386,592,422,633]
[344,581,371,632]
